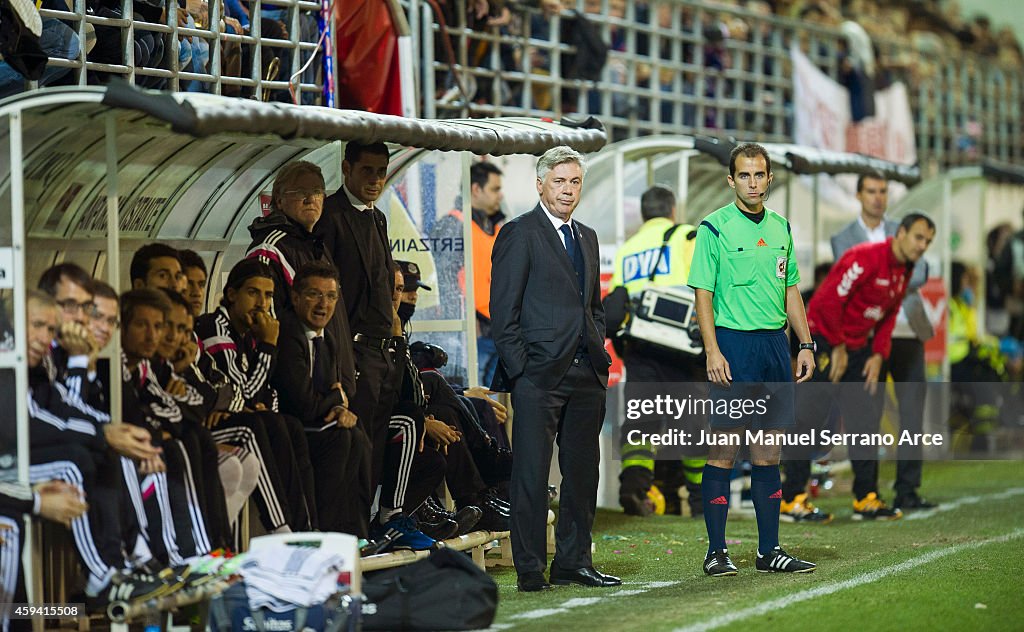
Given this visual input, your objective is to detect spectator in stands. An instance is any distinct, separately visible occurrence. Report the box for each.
[269,261,374,539]
[179,249,209,318]
[527,0,608,113]
[316,142,399,499]
[0,17,80,97]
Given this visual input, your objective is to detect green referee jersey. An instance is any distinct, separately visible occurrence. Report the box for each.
[687,202,800,331]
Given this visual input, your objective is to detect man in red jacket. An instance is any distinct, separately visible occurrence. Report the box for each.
[781,213,935,521]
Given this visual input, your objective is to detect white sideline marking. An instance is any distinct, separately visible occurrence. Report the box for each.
[674,528,1024,632]
[505,581,680,623]
[904,487,1024,520]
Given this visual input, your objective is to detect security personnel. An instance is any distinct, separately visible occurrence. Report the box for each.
[608,185,706,517]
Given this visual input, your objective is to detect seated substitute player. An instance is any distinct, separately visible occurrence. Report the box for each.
[687,143,817,576]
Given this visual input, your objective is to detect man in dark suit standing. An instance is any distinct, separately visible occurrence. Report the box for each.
[490,145,620,592]
[316,141,397,492]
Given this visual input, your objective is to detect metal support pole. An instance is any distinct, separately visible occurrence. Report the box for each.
[461,152,478,386]
[9,112,34,609]
[105,114,123,419]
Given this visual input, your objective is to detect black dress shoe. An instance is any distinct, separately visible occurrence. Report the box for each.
[893,493,937,510]
[517,571,552,592]
[549,563,622,587]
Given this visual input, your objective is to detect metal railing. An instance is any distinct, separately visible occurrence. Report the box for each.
[408,0,1024,168]
[22,0,327,102]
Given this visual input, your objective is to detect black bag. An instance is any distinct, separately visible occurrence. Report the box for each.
[362,547,498,631]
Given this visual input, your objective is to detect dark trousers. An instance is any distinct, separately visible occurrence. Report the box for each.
[309,426,372,538]
[185,422,232,551]
[889,338,926,496]
[30,444,116,583]
[380,402,448,518]
[510,358,606,574]
[782,334,886,501]
[251,411,316,531]
[350,342,397,494]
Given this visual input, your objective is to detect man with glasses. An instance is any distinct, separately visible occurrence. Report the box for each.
[271,261,374,540]
[37,262,101,387]
[247,161,348,328]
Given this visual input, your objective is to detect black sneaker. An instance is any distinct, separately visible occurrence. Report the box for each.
[86,576,178,615]
[893,493,937,510]
[755,546,816,573]
[703,549,738,577]
[416,515,459,541]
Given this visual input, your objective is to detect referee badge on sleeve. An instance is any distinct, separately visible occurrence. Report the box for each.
[776,257,787,279]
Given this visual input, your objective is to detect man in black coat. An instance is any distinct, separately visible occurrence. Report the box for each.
[490,146,619,592]
[271,261,372,538]
[315,141,398,492]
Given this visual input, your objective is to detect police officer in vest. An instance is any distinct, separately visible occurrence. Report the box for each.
[608,185,707,517]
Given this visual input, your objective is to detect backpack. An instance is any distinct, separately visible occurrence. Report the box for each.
[362,547,498,630]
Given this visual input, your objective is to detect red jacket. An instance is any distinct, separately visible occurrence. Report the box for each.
[806,238,912,359]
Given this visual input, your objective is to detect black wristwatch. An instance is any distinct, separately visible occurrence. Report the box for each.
[798,341,816,352]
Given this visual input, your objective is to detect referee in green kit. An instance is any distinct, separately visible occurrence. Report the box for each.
[687,142,817,577]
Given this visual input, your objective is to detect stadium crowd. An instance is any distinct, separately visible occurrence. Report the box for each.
[0,143,515,618]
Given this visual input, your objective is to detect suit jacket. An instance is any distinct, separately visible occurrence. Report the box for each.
[315,189,396,336]
[270,309,352,430]
[831,219,934,341]
[489,205,611,391]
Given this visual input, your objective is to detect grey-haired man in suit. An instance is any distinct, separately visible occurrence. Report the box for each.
[830,170,936,510]
[490,146,620,592]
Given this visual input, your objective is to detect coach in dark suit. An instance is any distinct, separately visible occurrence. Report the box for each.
[271,261,371,538]
[315,141,397,493]
[490,146,620,592]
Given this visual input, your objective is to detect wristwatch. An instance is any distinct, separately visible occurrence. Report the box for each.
[798,341,817,352]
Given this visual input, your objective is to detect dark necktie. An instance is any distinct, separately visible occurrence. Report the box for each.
[560,224,585,299]
[311,335,330,394]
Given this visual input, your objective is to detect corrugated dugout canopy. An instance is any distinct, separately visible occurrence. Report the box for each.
[690,136,921,186]
[0,82,607,259]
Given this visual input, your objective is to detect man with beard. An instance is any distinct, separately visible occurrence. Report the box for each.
[194,258,317,532]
